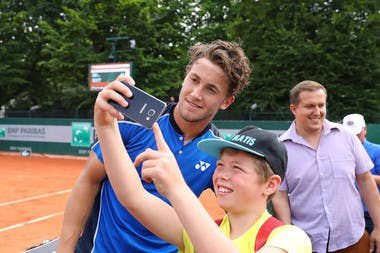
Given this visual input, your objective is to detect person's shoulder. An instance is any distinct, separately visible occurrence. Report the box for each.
[279,130,290,142]
[117,120,148,137]
[365,139,380,149]
[196,122,221,139]
[325,119,351,134]
[163,102,176,115]
[364,140,380,157]
[267,224,312,252]
[324,120,356,141]
[208,123,220,137]
[324,119,342,131]
[279,122,295,142]
[272,224,308,236]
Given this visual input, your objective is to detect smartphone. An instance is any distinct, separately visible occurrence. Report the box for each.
[108,82,167,129]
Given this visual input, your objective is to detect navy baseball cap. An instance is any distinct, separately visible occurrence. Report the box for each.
[197,126,287,180]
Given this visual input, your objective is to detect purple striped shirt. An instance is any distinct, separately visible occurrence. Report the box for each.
[279,119,373,253]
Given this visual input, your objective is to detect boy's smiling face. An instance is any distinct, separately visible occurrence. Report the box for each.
[212,148,269,213]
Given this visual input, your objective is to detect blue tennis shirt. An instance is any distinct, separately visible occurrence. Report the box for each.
[75,104,220,253]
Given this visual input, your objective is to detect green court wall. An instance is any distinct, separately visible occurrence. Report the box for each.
[213,120,380,144]
[0,118,379,157]
[0,118,93,157]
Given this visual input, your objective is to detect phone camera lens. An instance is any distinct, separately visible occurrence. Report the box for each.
[147,109,156,117]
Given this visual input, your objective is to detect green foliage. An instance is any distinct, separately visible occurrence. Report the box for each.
[0,0,379,122]
[229,0,380,121]
[0,2,33,108]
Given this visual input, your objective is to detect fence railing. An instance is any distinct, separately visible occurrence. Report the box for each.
[4,110,94,119]
[5,109,380,123]
[3,109,294,121]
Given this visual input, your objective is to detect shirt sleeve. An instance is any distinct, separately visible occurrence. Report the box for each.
[265,225,312,253]
[352,135,374,175]
[92,121,140,163]
[371,148,380,174]
[179,229,195,253]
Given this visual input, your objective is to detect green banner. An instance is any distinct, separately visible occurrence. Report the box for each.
[71,122,92,147]
[0,127,5,138]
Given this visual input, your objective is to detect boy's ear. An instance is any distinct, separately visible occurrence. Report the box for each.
[264,175,281,195]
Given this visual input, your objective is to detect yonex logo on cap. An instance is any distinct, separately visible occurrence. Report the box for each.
[231,134,256,146]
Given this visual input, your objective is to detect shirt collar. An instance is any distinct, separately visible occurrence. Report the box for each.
[281,119,339,142]
[168,103,216,139]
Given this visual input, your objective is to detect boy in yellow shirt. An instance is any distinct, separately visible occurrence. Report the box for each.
[94,89,311,252]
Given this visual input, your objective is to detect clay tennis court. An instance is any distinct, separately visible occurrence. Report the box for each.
[0,152,224,253]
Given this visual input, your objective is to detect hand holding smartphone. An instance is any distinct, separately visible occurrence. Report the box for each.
[108,82,167,129]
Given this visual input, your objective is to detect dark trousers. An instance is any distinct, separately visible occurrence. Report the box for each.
[365,211,374,234]
[313,230,370,253]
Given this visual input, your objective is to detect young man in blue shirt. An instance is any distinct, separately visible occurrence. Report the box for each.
[57,40,251,253]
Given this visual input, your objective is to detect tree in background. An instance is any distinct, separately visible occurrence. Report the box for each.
[0,0,45,110]
[35,0,230,114]
[228,0,380,121]
[0,0,379,121]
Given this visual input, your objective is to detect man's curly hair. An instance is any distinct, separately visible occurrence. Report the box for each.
[186,40,251,97]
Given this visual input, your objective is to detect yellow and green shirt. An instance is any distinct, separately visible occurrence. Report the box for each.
[180,211,311,253]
